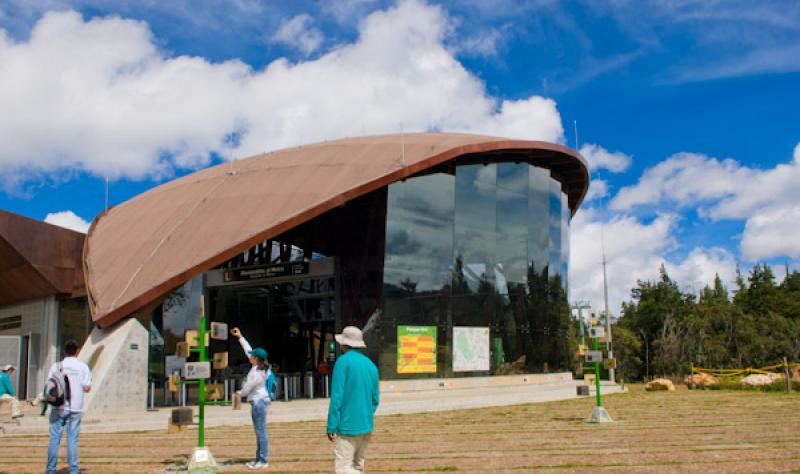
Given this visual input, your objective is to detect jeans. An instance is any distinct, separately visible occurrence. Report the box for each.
[250,398,269,463]
[47,410,82,474]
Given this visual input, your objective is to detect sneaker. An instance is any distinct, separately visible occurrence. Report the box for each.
[11,413,23,419]
[247,461,269,470]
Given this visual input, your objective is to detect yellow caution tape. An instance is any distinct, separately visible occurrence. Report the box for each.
[691,361,799,377]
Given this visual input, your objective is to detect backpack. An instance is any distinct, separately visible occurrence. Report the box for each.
[265,368,277,401]
[44,362,71,407]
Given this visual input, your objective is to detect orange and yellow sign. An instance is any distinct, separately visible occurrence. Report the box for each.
[397,325,437,374]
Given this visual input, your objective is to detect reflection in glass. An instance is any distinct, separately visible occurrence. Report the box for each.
[59,298,91,351]
[383,173,455,378]
[381,162,576,378]
[561,193,570,293]
[548,179,563,279]
[454,164,496,295]
[528,167,550,276]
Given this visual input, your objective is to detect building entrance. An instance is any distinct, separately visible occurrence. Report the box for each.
[206,258,337,398]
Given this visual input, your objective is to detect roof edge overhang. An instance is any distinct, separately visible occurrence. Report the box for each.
[87,136,587,328]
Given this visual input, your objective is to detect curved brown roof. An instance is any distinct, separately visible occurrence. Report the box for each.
[84,133,588,327]
[0,210,85,306]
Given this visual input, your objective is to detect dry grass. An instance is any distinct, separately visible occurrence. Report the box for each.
[2,385,800,473]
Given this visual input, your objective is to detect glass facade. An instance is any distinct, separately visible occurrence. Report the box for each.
[382,162,574,378]
[152,160,576,387]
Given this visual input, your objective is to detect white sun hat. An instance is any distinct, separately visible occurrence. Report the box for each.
[2,364,14,371]
[335,326,366,348]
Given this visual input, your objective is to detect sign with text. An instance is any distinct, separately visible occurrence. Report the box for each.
[184,361,211,380]
[585,351,603,363]
[589,327,605,339]
[397,325,437,374]
[223,262,309,282]
[210,322,228,340]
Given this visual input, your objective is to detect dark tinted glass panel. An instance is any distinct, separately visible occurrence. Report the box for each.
[496,163,528,286]
[548,179,562,279]
[495,164,529,366]
[382,173,455,378]
[528,167,550,276]
[384,173,455,295]
[454,164,496,296]
[59,298,90,351]
[561,193,570,292]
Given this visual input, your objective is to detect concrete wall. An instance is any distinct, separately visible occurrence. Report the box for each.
[0,296,58,399]
[79,317,149,413]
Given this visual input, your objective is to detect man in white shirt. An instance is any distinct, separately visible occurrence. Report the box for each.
[46,339,92,474]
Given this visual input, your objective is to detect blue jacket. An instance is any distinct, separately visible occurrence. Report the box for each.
[0,371,14,397]
[326,349,379,436]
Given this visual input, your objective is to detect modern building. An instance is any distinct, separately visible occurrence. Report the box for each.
[80,133,588,396]
[0,211,89,400]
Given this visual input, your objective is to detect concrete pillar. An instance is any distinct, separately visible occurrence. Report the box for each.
[79,318,149,413]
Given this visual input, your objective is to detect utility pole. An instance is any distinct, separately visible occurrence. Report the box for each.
[571,300,591,348]
[601,231,614,382]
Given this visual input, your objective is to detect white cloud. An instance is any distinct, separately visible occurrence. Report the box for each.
[0,0,565,189]
[569,208,737,314]
[271,13,323,55]
[456,26,506,57]
[741,204,800,260]
[579,143,632,173]
[44,210,90,233]
[583,179,608,202]
[610,144,800,262]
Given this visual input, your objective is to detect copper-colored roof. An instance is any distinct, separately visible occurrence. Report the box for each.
[84,133,588,327]
[0,210,85,306]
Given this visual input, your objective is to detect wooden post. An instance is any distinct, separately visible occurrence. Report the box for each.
[690,362,696,390]
[784,357,792,393]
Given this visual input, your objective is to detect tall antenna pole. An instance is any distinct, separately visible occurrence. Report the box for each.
[601,226,614,382]
[573,120,579,150]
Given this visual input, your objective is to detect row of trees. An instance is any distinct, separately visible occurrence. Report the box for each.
[612,264,800,381]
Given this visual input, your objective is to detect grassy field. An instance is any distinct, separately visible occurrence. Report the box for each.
[1,385,799,473]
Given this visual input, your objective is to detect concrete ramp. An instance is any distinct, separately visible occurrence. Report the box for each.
[79,318,148,413]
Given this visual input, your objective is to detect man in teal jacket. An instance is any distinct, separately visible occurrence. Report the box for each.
[0,364,22,418]
[326,326,379,474]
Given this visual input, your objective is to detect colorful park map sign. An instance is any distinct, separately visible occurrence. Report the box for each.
[397,325,437,374]
[453,326,490,372]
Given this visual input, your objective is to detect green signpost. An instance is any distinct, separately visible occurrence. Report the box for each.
[186,296,217,472]
[586,319,613,424]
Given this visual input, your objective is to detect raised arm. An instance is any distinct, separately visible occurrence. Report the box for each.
[231,327,253,355]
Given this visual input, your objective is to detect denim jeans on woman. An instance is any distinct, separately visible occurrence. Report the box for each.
[250,398,270,463]
[47,410,82,474]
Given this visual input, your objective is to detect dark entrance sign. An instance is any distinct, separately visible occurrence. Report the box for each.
[223,262,310,283]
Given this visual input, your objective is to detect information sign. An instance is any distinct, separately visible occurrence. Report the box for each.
[585,351,603,363]
[184,361,211,380]
[223,262,309,282]
[452,326,490,372]
[210,322,228,340]
[589,327,606,338]
[397,325,437,374]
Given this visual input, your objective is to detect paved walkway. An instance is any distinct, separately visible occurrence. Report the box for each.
[3,379,624,435]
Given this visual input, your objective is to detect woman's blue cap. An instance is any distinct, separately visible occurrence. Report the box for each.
[249,348,268,360]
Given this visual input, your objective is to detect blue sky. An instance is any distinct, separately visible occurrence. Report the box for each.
[0,0,798,312]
